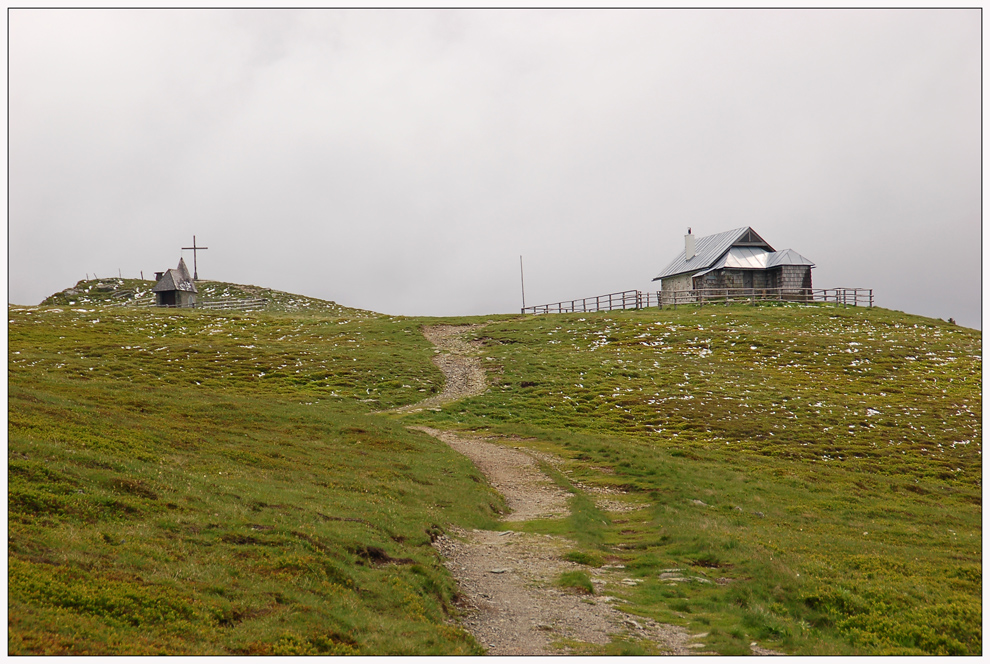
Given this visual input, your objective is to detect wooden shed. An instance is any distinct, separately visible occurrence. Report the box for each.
[653,227,814,299]
[152,257,197,307]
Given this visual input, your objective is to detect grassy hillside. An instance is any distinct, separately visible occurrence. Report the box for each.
[8,297,981,655]
[404,304,981,655]
[41,278,357,314]
[8,305,499,655]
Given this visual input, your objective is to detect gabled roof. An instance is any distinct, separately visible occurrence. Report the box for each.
[652,227,774,281]
[152,257,197,293]
[692,246,816,279]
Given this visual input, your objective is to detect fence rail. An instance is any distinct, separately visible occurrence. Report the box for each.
[523,288,872,314]
[197,298,267,311]
[114,297,268,311]
[659,287,873,308]
[522,290,649,314]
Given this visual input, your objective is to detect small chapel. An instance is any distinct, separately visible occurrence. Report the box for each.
[152,257,197,308]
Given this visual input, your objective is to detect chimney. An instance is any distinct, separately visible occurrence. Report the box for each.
[685,228,696,261]
[154,271,164,281]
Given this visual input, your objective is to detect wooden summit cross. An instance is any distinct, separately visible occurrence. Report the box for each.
[181,235,209,281]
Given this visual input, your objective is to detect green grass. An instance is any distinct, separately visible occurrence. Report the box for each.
[40,278,359,314]
[8,297,981,655]
[405,304,981,655]
[9,305,443,410]
[556,570,595,595]
[8,305,503,654]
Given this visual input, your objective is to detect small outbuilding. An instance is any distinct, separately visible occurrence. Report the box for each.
[653,227,814,299]
[152,257,197,307]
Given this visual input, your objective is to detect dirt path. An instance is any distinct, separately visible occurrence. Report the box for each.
[397,325,777,655]
[413,427,703,656]
[390,325,488,413]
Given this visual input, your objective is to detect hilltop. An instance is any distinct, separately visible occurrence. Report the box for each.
[41,278,367,315]
[7,293,981,655]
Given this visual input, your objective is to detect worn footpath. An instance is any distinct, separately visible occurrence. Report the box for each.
[396,324,776,655]
[414,427,703,655]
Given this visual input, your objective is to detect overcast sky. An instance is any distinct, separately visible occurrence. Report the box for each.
[8,9,982,327]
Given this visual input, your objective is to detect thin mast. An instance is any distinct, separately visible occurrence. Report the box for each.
[519,255,526,313]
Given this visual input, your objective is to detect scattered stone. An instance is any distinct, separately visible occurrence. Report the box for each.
[754,511,765,517]
[489,568,510,574]
[412,327,717,656]
[690,499,709,507]
[620,578,643,586]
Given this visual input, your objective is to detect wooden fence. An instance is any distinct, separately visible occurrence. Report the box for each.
[116,298,268,311]
[196,298,268,311]
[522,287,872,314]
[659,287,874,308]
[522,290,651,314]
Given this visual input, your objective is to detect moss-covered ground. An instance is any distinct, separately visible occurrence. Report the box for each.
[404,304,981,655]
[8,298,981,655]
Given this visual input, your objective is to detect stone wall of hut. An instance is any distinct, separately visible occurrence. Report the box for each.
[773,265,813,299]
[661,273,694,292]
[692,269,772,290]
[662,266,813,302]
[155,291,197,308]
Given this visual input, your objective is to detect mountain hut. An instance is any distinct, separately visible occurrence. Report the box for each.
[152,257,197,307]
[653,227,814,299]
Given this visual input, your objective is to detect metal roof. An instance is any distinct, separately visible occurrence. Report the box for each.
[152,258,197,293]
[652,227,775,281]
[767,247,815,268]
[691,246,816,279]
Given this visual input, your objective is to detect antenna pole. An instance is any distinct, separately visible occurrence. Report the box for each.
[519,255,526,313]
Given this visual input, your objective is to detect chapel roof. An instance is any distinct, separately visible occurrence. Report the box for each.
[152,257,197,293]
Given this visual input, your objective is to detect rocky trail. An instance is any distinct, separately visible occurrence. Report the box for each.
[395,324,777,656]
[412,427,702,655]
[389,324,488,414]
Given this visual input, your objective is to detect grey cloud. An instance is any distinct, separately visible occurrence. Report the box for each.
[9,9,981,327]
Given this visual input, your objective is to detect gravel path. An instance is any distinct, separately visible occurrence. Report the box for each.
[417,428,704,656]
[399,325,778,656]
[390,324,488,413]
[412,427,569,522]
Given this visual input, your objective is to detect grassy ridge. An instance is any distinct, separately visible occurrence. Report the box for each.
[40,278,356,314]
[8,306,502,655]
[405,304,981,655]
[8,299,981,655]
[9,306,440,409]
